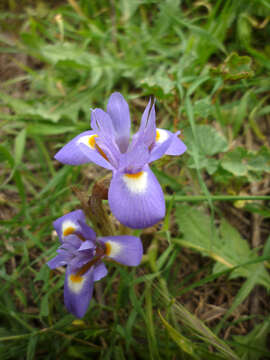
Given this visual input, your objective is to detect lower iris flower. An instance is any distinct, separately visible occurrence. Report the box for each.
[54,93,186,229]
[47,210,143,318]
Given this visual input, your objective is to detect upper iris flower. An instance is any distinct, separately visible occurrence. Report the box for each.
[47,209,143,318]
[55,93,186,229]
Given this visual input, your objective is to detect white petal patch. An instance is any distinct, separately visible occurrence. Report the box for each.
[123,171,148,194]
[62,221,77,237]
[105,241,122,257]
[68,274,86,294]
[77,135,97,149]
[156,128,169,144]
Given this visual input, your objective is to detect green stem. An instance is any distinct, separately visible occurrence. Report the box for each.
[165,195,269,202]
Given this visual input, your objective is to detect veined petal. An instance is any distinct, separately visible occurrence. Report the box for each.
[149,129,178,162]
[90,108,115,136]
[108,165,165,229]
[100,236,143,266]
[138,98,156,147]
[165,132,187,156]
[53,210,85,242]
[47,254,68,269]
[78,240,96,251]
[64,265,94,318]
[77,138,114,171]
[119,139,150,173]
[77,221,96,243]
[93,262,108,281]
[55,130,113,170]
[106,92,131,153]
[149,129,187,162]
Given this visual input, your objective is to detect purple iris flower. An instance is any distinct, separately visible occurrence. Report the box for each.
[47,209,143,318]
[54,93,186,229]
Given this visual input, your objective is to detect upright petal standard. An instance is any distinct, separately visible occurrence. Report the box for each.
[55,93,186,229]
[47,210,143,318]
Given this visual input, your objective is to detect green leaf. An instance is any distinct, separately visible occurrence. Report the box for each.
[211,52,254,80]
[40,43,92,66]
[175,205,270,288]
[221,147,249,176]
[185,125,228,157]
[221,146,270,179]
[14,128,26,166]
[159,311,200,359]
[233,319,270,360]
[27,335,38,360]
[40,293,49,317]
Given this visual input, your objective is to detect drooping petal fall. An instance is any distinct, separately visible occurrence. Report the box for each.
[108,165,165,229]
[53,209,86,242]
[93,262,108,281]
[64,265,94,318]
[149,129,187,162]
[100,235,143,266]
[54,130,114,170]
[47,254,68,269]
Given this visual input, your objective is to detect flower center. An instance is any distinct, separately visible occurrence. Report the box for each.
[72,246,106,279]
[155,130,160,142]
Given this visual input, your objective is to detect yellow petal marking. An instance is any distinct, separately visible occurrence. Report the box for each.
[105,241,122,257]
[88,134,98,149]
[63,226,75,237]
[70,274,83,283]
[155,128,169,143]
[105,242,111,256]
[123,171,148,194]
[124,171,143,179]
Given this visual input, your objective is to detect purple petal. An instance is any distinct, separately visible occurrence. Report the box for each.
[149,130,178,162]
[165,133,187,156]
[106,92,131,153]
[64,265,94,318]
[55,130,113,170]
[77,142,114,171]
[60,235,82,252]
[70,251,94,273]
[47,254,67,269]
[78,240,96,251]
[119,138,150,173]
[90,108,115,137]
[100,236,143,266]
[93,262,108,281]
[53,210,85,242]
[135,98,156,148]
[77,221,96,243]
[95,136,120,169]
[108,165,165,229]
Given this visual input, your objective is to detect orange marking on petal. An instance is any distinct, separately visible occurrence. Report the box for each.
[63,226,75,236]
[125,171,143,179]
[105,242,111,256]
[70,274,83,283]
[96,144,109,161]
[88,134,98,148]
[155,130,160,142]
